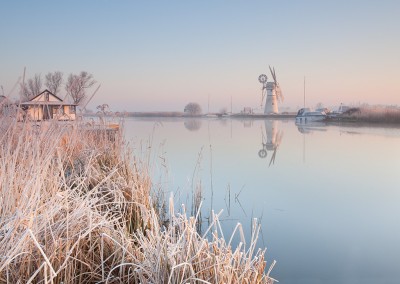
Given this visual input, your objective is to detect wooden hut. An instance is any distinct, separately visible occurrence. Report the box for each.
[20,90,77,121]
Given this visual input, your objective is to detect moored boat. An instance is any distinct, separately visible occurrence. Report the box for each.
[295,108,327,123]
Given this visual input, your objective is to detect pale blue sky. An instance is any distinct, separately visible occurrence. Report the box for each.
[1,0,399,112]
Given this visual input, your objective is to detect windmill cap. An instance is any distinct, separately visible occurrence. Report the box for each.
[266,82,276,89]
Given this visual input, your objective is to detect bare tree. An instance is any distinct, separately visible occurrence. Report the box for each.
[96,104,110,124]
[29,74,42,97]
[184,102,202,116]
[45,71,63,95]
[65,71,96,105]
[19,74,42,101]
[19,82,30,102]
[96,103,109,115]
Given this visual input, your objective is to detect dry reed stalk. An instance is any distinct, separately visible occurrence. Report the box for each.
[0,115,275,283]
[343,107,400,124]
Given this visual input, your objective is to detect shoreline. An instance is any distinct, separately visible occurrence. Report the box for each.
[87,111,400,126]
[0,117,276,283]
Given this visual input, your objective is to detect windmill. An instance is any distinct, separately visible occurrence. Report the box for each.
[258,66,284,114]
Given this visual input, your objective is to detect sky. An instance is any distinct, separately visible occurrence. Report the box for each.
[1,0,399,113]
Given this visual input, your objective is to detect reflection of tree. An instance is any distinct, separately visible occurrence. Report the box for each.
[184,119,202,131]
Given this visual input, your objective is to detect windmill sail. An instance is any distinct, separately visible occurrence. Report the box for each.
[258,74,268,108]
[269,65,284,102]
[258,66,283,114]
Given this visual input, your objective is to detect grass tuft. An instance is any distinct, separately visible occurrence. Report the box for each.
[0,116,275,283]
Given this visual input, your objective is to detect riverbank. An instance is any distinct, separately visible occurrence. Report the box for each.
[86,111,297,119]
[327,107,400,124]
[0,116,275,283]
[90,106,400,125]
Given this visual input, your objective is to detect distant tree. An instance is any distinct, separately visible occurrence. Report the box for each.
[45,71,63,95]
[65,71,96,105]
[184,102,202,116]
[219,107,228,114]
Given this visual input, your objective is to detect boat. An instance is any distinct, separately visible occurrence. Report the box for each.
[296,76,327,123]
[327,104,351,118]
[295,108,327,123]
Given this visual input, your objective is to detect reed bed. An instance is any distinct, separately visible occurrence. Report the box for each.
[0,115,275,284]
[341,107,400,124]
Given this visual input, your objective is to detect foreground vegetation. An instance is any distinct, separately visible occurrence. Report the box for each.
[0,116,275,283]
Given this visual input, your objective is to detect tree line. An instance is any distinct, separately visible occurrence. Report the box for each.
[19,71,96,105]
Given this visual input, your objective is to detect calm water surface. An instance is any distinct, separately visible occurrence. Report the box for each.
[124,117,400,284]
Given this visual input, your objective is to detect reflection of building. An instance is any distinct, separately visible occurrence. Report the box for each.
[258,120,283,165]
[20,90,76,121]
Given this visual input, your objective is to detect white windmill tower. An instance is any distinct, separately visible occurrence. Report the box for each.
[258,66,284,114]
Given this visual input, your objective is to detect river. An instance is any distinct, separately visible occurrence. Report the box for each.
[124,117,400,284]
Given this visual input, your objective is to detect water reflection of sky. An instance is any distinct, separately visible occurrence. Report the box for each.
[124,118,400,284]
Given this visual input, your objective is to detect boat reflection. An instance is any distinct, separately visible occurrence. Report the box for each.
[296,122,327,134]
[258,120,283,166]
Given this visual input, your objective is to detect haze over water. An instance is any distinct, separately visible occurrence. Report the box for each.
[124,117,400,284]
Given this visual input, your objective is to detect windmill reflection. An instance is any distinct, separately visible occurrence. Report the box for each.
[258,120,283,166]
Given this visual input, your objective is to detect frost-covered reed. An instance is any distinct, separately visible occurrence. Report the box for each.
[342,106,400,124]
[0,116,275,283]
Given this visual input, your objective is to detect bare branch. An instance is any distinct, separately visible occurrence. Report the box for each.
[19,73,42,101]
[45,71,63,95]
[65,71,96,105]
[19,82,30,102]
